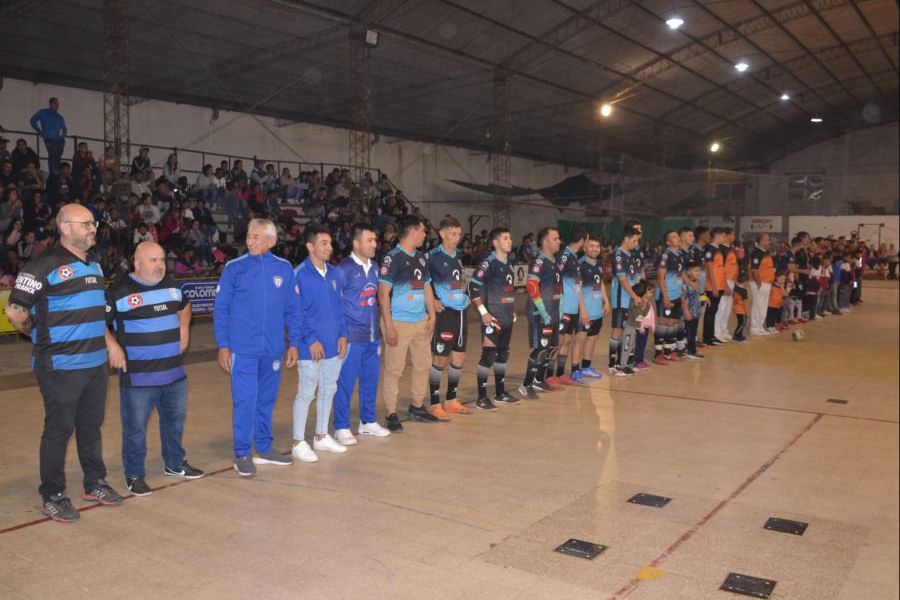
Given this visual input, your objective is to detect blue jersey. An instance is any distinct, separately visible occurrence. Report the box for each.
[9,245,108,371]
[469,252,516,327]
[611,247,640,309]
[426,245,469,311]
[578,256,605,319]
[558,247,582,315]
[334,256,380,343]
[526,251,562,320]
[379,245,431,323]
[655,247,684,300]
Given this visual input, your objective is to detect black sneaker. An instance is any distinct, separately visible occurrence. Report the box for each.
[685,351,705,360]
[165,460,205,479]
[42,492,80,523]
[531,381,549,393]
[126,477,152,497]
[704,339,721,347]
[83,479,124,506]
[408,404,439,422]
[475,396,498,411]
[517,385,540,400]
[620,366,636,376]
[732,335,747,343]
[494,391,520,405]
[385,412,404,432]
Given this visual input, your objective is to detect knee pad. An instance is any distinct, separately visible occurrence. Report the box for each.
[479,346,498,368]
[495,346,510,364]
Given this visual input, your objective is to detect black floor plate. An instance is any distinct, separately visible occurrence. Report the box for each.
[720,573,777,598]
[763,516,809,536]
[826,398,849,404]
[554,538,607,560]
[627,493,671,508]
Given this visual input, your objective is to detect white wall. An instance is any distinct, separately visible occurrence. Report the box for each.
[0,77,595,238]
[788,216,900,250]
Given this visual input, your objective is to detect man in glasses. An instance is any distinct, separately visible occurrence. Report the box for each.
[5,204,123,523]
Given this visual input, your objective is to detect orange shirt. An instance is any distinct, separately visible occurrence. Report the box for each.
[768,285,784,309]
[733,291,746,315]
[758,255,775,283]
[713,253,726,290]
[724,248,739,281]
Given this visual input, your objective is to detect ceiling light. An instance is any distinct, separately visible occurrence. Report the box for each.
[709,141,721,153]
[810,116,823,123]
[666,17,684,30]
[599,103,613,117]
[734,61,749,72]
[780,93,791,101]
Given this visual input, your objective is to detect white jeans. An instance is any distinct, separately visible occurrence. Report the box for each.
[715,279,735,337]
[293,356,343,440]
[749,282,771,334]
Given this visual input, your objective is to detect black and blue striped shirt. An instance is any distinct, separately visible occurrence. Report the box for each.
[106,275,188,387]
[9,245,108,371]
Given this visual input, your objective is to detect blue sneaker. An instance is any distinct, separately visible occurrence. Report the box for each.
[570,370,585,384]
[580,367,604,379]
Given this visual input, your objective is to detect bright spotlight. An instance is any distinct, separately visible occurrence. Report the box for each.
[709,142,721,153]
[600,103,613,117]
[780,93,791,101]
[734,61,749,72]
[810,116,824,123]
[666,17,684,30]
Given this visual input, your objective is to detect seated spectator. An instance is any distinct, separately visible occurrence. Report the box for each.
[0,160,17,191]
[130,147,152,177]
[243,181,265,215]
[133,222,153,246]
[280,167,301,202]
[0,137,8,163]
[375,172,392,197]
[101,145,117,187]
[45,162,72,207]
[186,219,213,264]
[131,170,151,197]
[4,218,24,250]
[10,138,40,175]
[162,153,181,184]
[105,207,128,248]
[71,141,99,182]
[73,166,97,202]
[0,189,23,233]
[0,264,15,287]
[264,188,280,218]
[174,247,202,277]
[17,230,35,260]
[194,164,217,203]
[24,193,51,232]
[139,194,161,225]
[152,178,174,212]
[18,162,45,204]
[228,159,247,188]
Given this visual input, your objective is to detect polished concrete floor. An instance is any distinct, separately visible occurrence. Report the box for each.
[0,283,897,600]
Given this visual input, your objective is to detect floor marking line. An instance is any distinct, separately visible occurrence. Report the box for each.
[608,413,824,600]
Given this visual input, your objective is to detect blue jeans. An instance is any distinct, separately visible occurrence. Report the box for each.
[293,356,343,440]
[120,378,188,478]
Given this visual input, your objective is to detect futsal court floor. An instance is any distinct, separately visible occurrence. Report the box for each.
[0,282,897,600]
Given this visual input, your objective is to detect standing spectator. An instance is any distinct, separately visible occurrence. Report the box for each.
[5,204,123,522]
[213,219,301,477]
[888,244,898,279]
[10,138,41,176]
[29,98,66,174]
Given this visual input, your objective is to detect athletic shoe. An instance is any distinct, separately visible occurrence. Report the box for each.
[444,400,472,414]
[475,396,498,411]
[798,317,809,323]
[653,355,670,366]
[292,441,319,463]
[776,323,789,331]
[313,434,348,454]
[83,479,124,506]
[703,339,720,346]
[580,367,603,379]
[494,391,521,405]
[409,404,440,423]
[788,319,800,325]
[531,381,550,393]
[695,342,706,348]
[126,477,152,496]
[517,385,540,400]
[358,421,392,437]
[714,337,729,344]
[766,327,779,334]
[634,361,651,371]
[234,456,257,476]
[609,367,628,377]
[385,413,403,433]
[164,461,205,479]
[543,376,563,390]
[570,370,585,383]
[667,354,685,362]
[254,451,293,466]
[732,335,747,343]
[427,404,452,422]
[620,366,636,376]
[557,374,581,386]
[685,351,705,360]
[42,493,80,523]
[334,428,359,446]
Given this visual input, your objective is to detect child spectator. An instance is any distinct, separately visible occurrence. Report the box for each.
[732,274,748,342]
[766,273,786,332]
[684,262,704,358]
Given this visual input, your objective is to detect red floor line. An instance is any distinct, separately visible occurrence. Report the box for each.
[608,412,824,600]
[0,463,237,536]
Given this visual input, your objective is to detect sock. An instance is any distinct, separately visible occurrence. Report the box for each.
[476,363,489,399]
[675,323,686,353]
[582,359,592,369]
[556,354,567,377]
[571,362,580,375]
[493,362,506,395]
[608,338,620,368]
[654,332,664,357]
[429,364,443,405]
[446,364,462,401]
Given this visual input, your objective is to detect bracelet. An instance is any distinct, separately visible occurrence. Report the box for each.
[477,304,488,316]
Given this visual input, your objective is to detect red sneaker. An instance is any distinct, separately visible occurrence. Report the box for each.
[667,354,685,362]
[543,376,563,390]
[652,355,670,366]
[556,374,581,386]
[788,319,800,325]
[696,342,706,348]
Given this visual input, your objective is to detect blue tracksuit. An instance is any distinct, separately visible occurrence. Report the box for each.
[293,258,348,360]
[333,255,381,429]
[213,251,301,457]
[30,108,67,141]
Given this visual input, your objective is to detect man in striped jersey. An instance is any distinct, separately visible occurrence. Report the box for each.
[5,204,123,522]
[106,241,204,497]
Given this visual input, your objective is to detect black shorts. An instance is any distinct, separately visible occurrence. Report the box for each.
[528,315,560,350]
[560,313,579,335]
[432,308,467,356]
[577,316,604,336]
[481,321,513,349]
[611,308,628,329]
[656,298,683,320]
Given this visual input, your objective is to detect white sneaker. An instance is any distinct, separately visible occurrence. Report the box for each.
[334,428,358,446]
[313,434,348,454]
[292,441,319,463]
[358,421,391,437]
[765,327,778,334]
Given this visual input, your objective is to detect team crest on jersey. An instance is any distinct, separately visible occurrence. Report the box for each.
[435,343,445,353]
[57,265,74,281]
[485,326,494,335]
[272,360,281,371]
[273,275,283,288]
[380,266,389,275]
[169,288,180,300]
[540,338,548,347]
[128,293,143,307]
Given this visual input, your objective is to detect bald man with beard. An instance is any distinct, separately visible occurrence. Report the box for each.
[105,241,204,497]
[6,203,123,522]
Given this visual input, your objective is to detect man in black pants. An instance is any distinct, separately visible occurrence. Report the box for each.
[5,204,123,523]
[702,227,726,346]
[521,227,563,396]
[469,227,519,409]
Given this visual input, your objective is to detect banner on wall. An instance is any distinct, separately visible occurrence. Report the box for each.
[177,278,219,316]
[746,217,779,232]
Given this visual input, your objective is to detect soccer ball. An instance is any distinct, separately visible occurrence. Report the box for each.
[791,329,805,342]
